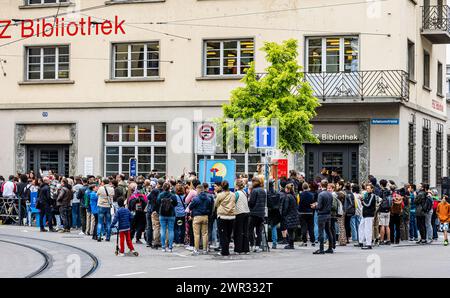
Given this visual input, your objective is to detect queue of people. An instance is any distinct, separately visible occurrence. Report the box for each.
[1,169,450,258]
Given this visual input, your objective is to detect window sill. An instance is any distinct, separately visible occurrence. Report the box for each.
[105,0,165,5]
[408,78,417,85]
[437,93,445,99]
[105,77,165,83]
[196,76,244,81]
[18,80,75,85]
[19,3,74,9]
[423,85,432,92]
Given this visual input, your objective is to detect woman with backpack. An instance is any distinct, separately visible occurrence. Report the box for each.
[155,182,178,252]
[174,183,186,246]
[128,184,148,244]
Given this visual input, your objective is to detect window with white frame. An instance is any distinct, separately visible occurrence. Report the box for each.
[306,36,359,73]
[113,42,159,78]
[27,45,69,80]
[204,39,254,76]
[27,0,68,4]
[104,123,166,177]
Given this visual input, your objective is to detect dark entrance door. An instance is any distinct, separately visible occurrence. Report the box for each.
[27,145,70,177]
[305,144,359,182]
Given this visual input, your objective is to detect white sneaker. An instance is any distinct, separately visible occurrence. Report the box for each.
[185,246,194,251]
[161,248,166,252]
[192,250,199,256]
[254,246,263,253]
[118,253,125,257]
[79,231,85,236]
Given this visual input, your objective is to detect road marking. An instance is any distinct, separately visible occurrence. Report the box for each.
[220,260,243,264]
[174,253,189,258]
[114,272,146,277]
[22,230,29,233]
[168,265,195,270]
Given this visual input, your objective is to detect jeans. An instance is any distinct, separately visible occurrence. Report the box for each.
[409,213,418,239]
[174,216,186,244]
[425,210,433,241]
[59,206,71,230]
[389,213,401,243]
[159,216,175,249]
[314,212,319,241]
[97,207,111,240]
[318,216,333,252]
[248,215,264,247]
[350,215,360,242]
[145,211,153,245]
[271,225,278,245]
[71,203,81,228]
[330,218,337,249]
[432,212,439,239]
[299,214,315,243]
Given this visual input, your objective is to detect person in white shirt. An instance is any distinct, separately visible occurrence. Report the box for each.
[1,175,16,197]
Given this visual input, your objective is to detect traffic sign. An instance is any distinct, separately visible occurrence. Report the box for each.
[255,126,277,149]
[196,123,216,155]
[129,158,137,177]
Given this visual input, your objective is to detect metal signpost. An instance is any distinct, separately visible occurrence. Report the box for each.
[255,126,278,252]
[196,123,216,183]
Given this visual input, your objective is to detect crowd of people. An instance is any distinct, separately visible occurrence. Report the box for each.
[0,168,449,257]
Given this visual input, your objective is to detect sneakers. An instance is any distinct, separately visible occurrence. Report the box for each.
[361,246,372,250]
[131,250,139,256]
[79,231,85,236]
[284,245,294,250]
[118,253,125,257]
[324,249,334,254]
[135,240,143,244]
[313,250,325,255]
[272,244,277,249]
[185,246,194,251]
[253,247,263,253]
[384,241,391,245]
[192,250,200,256]
[168,248,173,253]
[354,243,363,247]
[444,240,448,246]
[161,248,166,252]
[97,238,102,242]
[40,229,48,232]
[299,242,307,247]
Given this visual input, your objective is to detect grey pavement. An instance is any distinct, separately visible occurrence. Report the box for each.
[0,225,449,278]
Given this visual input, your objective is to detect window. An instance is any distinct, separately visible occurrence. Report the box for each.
[204,39,254,76]
[422,119,431,184]
[407,40,415,80]
[424,51,430,89]
[27,0,68,4]
[437,123,443,186]
[306,36,359,73]
[438,61,443,95]
[408,114,416,184]
[104,123,166,177]
[113,42,159,78]
[27,46,69,80]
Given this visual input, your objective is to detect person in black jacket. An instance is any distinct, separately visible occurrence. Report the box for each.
[343,182,356,244]
[147,178,164,248]
[298,182,315,246]
[281,183,299,249]
[38,177,56,232]
[248,177,266,253]
[267,180,281,249]
[312,180,334,254]
[415,183,429,244]
[358,184,377,249]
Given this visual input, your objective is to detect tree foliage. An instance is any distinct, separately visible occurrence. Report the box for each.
[221,39,320,154]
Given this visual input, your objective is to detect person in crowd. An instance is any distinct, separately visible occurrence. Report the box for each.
[189,184,213,255]
[335,181,346,246]
[343,182,355,244]
[358,184,377,249]
[111,198,138,256]
[38,177,55,232]
[148,178,164,249]
[155,182,178,252]
[174,183,187,247]
[399,187,410,241]
[71,177,83,230]
[437,195,450,246]
[128,184,148,244]
[56,178,72,233]
[267,180,281,249]
[184,179,201,251]
[77,178,89,235]
[281,183,299,249]
[233,179,250,254]
[210,182,222,251]
[415,183,429,244]
[214,180,236,256]
[378,179,392,245]
[96,179,114,242]
[89,184,99,240]
[287,170,300,194]
[352,184,362,243]
[407,184,418,241]
[328,183,338,249]
[425,188,435,244]
[248,176,266,253]
[312,180,334,255]
[431,189,440,241]
[298,182,315,247]
[278,178,289,245]
[389,184,403,244]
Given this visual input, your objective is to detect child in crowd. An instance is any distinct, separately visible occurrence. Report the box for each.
[111,198,139,256]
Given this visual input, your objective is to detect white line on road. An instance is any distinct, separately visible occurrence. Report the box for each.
[174,253,189,258]
[168,265,195,270]
[114,272,147,277]
[219,260,243,264]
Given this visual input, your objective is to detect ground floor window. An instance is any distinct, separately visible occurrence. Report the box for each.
[408,114,416,184]
[436,124,443,186]
[422,119,431,184]
[104,123,166,177]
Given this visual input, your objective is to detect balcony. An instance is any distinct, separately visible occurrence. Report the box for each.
[257,70,409,102]
[422,5,450,44]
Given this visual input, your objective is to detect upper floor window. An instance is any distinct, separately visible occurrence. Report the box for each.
[27,0,68,4]
[423,50,431,89]
[407,40,415,81]
[113,42,159,79]
[203,39,254,76]
[306,36,359,73]
[26,45,69,80]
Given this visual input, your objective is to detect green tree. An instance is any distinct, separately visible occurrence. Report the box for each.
[221,39,320,154]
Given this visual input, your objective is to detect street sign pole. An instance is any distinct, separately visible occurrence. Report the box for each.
[203,155,207,184]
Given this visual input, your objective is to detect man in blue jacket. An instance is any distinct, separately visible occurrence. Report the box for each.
[189,185,213,255]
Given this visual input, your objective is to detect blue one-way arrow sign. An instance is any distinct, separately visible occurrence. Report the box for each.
[255,126,277,149]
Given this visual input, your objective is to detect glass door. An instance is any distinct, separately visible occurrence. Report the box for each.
[27,145,69,177]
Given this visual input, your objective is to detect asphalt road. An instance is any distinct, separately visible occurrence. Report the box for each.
[1,225,449,278]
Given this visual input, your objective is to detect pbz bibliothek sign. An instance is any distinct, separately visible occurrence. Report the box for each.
[0,16,126,39]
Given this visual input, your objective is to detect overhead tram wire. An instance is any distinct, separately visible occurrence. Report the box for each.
[79,13,191,41]
[150,0,389,24]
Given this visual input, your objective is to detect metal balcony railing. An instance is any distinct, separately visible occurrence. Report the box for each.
[423,5,450,32]
[257,70,409,101]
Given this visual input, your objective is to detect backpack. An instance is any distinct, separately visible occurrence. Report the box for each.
[423,196,433,213]
[160,195,173,216]
[380,195,393,212]
[390,193,403,215]
[175,194,186,217]
[331,195,343,217]
[267,191,280,210]
[344,192,355,215]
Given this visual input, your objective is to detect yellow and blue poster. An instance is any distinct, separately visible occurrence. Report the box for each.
[199,159,236,189]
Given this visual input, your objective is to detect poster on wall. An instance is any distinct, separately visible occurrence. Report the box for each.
[198,159,236,190]
[84,157,93,177]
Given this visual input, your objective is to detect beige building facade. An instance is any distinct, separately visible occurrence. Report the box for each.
[0,0,448,186]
